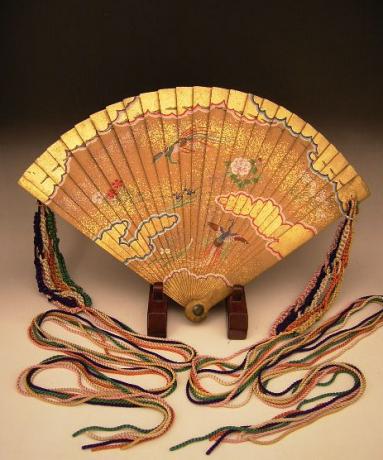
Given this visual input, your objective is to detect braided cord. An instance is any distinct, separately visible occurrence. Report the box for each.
[173,295,382,454]
[17,200,383,455]
[17,201,196,451]
[270,199,358,335]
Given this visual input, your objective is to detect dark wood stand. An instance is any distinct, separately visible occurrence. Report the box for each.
[147,282,168,338]
[225,285,248,340]
[147,283,248,339]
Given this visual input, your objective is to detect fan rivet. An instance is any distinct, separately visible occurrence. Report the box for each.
[192,304,205,317]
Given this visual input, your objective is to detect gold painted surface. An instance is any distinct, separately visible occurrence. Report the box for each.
[18,86,370,322]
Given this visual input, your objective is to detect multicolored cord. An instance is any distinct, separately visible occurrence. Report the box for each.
[172,294,382,453]
[16,200,383,454]
[270,199,357,335]
[17,202,196,451]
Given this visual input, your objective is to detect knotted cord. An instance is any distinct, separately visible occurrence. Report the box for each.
[16,200,383,454]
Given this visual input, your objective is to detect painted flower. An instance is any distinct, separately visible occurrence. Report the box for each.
[106,189,117,200]
[230,157,252,177]
[225,157,260,189]
[112,179,124,190]
[91,191,104,205]
[159,248,171,255]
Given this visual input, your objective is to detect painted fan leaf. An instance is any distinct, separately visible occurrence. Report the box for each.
[18,86,369,321]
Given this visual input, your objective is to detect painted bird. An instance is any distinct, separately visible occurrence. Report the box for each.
[152,128,220,164]
[204,220,249,265]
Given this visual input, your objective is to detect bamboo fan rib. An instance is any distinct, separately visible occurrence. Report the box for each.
[19,86,369,322]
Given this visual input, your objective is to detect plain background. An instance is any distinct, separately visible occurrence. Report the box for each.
[1,1,382,459]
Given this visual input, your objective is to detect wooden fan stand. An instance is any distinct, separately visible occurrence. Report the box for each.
[147,282,248,339]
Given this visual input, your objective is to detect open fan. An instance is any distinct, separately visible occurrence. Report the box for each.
[18,86,369,322]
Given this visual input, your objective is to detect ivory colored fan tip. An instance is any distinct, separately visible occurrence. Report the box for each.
[18,86,370,322]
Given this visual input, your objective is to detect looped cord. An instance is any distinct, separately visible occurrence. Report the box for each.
[17,199,383,454]
[17,202,196,451]
[173,294,382,454]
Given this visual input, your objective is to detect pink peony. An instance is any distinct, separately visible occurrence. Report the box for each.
[230,157,252,177]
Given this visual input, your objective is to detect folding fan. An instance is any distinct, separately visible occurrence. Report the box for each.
[18,86,369,322]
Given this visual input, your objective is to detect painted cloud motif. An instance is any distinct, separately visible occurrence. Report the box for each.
[216,192,316,259]
[95,213,179,264]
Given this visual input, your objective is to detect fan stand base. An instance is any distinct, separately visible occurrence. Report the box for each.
[147,282,168,338]
[147,283,248,340]
[225,285,248,340]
